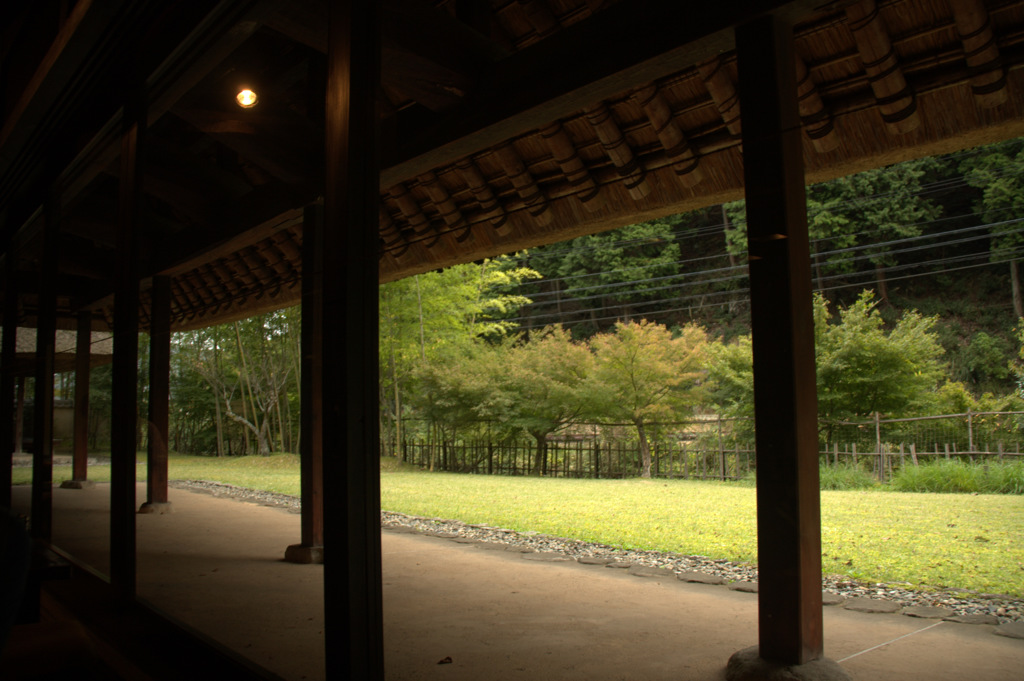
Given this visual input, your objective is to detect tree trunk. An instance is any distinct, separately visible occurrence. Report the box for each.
[875,263,889,304]
[531,433,546,476]
[635,419,652,478]
[1011,259,1023,319]
[415,275,427,361]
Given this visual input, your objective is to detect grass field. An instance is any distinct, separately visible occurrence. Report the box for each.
[14,453,1024,596]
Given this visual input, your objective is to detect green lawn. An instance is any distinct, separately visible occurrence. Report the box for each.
[14,453,1024,596]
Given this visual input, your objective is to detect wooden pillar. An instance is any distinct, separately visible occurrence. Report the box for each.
[285,204,324,564]
[731,14,831,672]
[140,276,171,513]
[0,252,17,508]
[14,377,25,455]
[62,311,95,488]
[31,190,59,542]
[111,91,144,598]
[323,2,383,678]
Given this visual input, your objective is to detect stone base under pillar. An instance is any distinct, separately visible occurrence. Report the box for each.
[285,544,324,564]
[727,647,853,681]
[138,501,173,515]
[60,480,96,489]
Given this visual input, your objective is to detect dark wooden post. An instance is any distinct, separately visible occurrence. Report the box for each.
[140,276,171,513]
[14,377,25,455]
[727,14,844,678]
[285,204,324,564]
[0,251,18,508]
[111,90,144,598]
[62,310,95,488]
[31,190,59,542]
[323,2,383,678]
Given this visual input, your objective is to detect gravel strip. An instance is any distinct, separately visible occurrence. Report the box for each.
[172,479,1023,624]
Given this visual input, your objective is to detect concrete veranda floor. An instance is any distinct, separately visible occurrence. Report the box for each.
[7,482,1024,681]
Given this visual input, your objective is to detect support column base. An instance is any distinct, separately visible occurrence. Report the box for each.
[60,480,96,490]
[726,647,852,681]
[285,544,324,564]
[138,501,173,515]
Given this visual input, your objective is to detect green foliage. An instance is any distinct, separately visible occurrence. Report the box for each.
[959,137,1024,261]
[964,331,1012,383]
[705,335,754,419]
[498,326,594,472]
[815,291,945,424]
[724,157,943,296]
[379,256,540,444]
[550,219,682,313]
[818,464,879,491]
[890,460,1024,494]
[588,320,708,477]
[731,464,878,491]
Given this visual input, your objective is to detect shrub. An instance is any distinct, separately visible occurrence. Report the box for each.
[890,459,1024,494]
[731,464,877,491]
[819,464,878,490]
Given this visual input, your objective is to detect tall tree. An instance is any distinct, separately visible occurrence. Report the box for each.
[725,157,943,301]
[379,256,538,447]
[588,320,708,477]
[815,291,945,443]
[960,137,1024,318]
[500,326,593,475]
[527,219,682,331]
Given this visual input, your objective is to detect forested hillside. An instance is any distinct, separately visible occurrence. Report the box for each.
[513,137,1024,395]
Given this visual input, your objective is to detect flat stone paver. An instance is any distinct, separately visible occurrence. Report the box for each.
[944,613,1000,625]
[843,597,902,614]
[576,556,615,566]
[520,551,570,562]
[677,571,726,585]
[628,565,676,579]
[994,622,1024,639]
[729,582,759,593]
[903,606,955,619]
[822,592,846,606]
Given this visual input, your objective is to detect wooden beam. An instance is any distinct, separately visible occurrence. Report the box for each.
[31,189,59,542]
[141,276,171,512]
[381,0,822,187]
[323,2,383,678]
[736,14,823,666]
[110,89,144,599]
[285,204,324,564]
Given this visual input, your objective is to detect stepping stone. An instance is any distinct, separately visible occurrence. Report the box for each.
[384,526,418,534]
[902,606,954,619]
[426,532,460,539]
[475,542,510,551]
[450,537,478,544]
[821,592,846,606]
[944,613,999,625]
[521,551,570,562]
[994,622,1024,639]
[628,565,676,579]
[843,597,900,614]
[505,546,534,554]
[577,556,615,566]
[605,562,633,569]
[728,582,759,593]
[677,571,726,585]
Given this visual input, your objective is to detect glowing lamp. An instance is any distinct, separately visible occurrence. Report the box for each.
[236,88,258,108]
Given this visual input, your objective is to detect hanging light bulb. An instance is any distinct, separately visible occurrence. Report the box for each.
[236,88,258,108]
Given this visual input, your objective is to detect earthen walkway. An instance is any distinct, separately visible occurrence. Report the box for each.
[9,484,1024,680]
